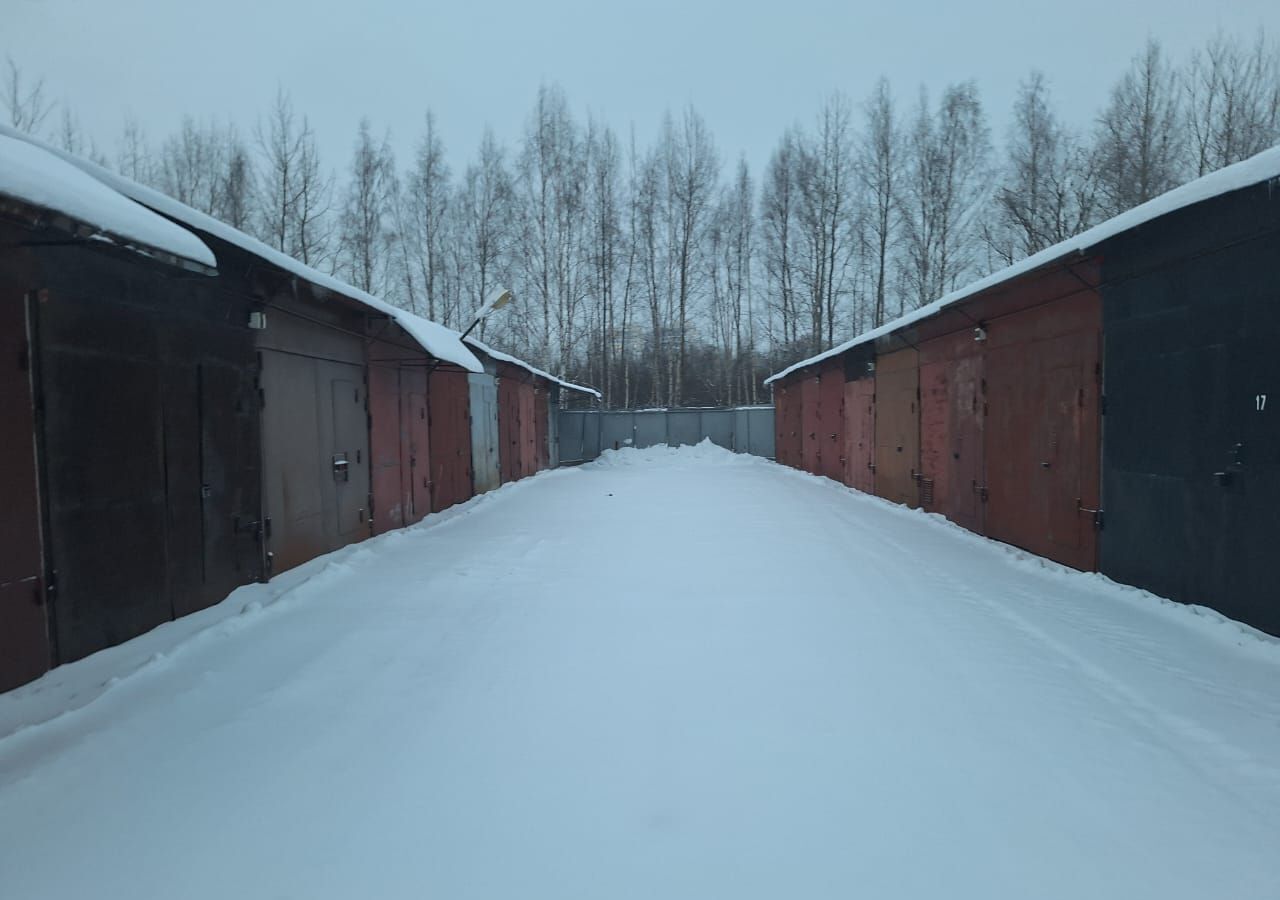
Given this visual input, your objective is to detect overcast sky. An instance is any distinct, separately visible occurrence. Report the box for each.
[8,0,1280,181]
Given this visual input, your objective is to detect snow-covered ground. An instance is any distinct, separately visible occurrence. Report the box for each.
[2,443,1278,900]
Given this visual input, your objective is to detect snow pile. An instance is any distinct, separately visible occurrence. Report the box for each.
[592,437,752,468]
[0,124,482,374]
[466,335,601,397]
[0,133,216,268]
[766,144,1280,384]
[1,448,1277,899]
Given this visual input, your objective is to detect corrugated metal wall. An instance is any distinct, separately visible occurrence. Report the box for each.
[558,407,776,463]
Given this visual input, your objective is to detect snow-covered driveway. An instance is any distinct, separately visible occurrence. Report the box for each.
[2,443,1278,899]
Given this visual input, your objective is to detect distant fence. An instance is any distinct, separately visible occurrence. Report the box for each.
[558,407,775,464]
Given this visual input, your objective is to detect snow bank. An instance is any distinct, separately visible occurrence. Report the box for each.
[591,438,753,467]
[766,144,1280,384]
[0,124,483,374]
[466,335,601,397]
[0,133,216,268]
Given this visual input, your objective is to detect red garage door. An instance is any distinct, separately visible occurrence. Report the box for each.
[919,330,985,534]
[984,293,1101,571]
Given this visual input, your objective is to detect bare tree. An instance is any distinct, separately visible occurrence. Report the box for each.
[664,107,719,405]
[456,128,514,331]
[760,129,801,351]
[1186,30,1280,176]
[2,57,53,133]
[584,116,624,404]
[513,85,586,374]
[338,118,397,295]
[983,72,1098,266]
[859,78,902,328]
[899,82,992,310]
[117,116,152,183]
[794,93,859,350]
[405,111,451,320]
[214,126,254,230]
[1095,39,1186,217]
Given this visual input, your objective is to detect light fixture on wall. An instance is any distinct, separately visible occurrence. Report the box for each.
[248,310,267,330]
[973,325,987,342]
[460,288,514,340]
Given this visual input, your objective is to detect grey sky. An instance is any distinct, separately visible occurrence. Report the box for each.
[8,0,1280,181]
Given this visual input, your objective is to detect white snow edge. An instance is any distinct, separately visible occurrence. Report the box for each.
[0,133,216,269]
[765,144,1280,385]
[466,336,601,398]
[0,124,484,374]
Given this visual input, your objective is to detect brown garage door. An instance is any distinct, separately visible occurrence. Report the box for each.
[874,347,920,507]
[843,375,875,494]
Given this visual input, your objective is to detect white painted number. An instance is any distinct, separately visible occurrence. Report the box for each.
[1258,394,1268,411]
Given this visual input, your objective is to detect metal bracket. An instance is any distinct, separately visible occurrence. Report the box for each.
[1077,498,1104,530]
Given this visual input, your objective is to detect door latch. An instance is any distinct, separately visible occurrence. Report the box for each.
[1077,498,1104,529]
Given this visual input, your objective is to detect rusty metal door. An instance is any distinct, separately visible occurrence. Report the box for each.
[0,287,49,691]
[428,368,473,511]
[404,372,431,525]
[843,376,875,493]
[800,374,821,475]
[498,375,520,482]
[368,361,405,535]
[776,381,802,468]
[534,387,550,472]
[874,347,920,507]
[919,332,985,533]
[818,363,845,481]
[519,385,538,478]
[985,315,1100,571]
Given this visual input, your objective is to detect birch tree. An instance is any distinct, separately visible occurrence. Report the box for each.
[1094,39,1186,217]
[1186,30,1280,176]
[338,118,396,295]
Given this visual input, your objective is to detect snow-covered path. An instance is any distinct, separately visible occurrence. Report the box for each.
[2,444,1278,900]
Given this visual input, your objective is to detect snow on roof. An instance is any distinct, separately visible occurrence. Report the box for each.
[0,132,216,269]
[0,124,483,374]
[765,144,1280,386]
[465,336,602,398]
